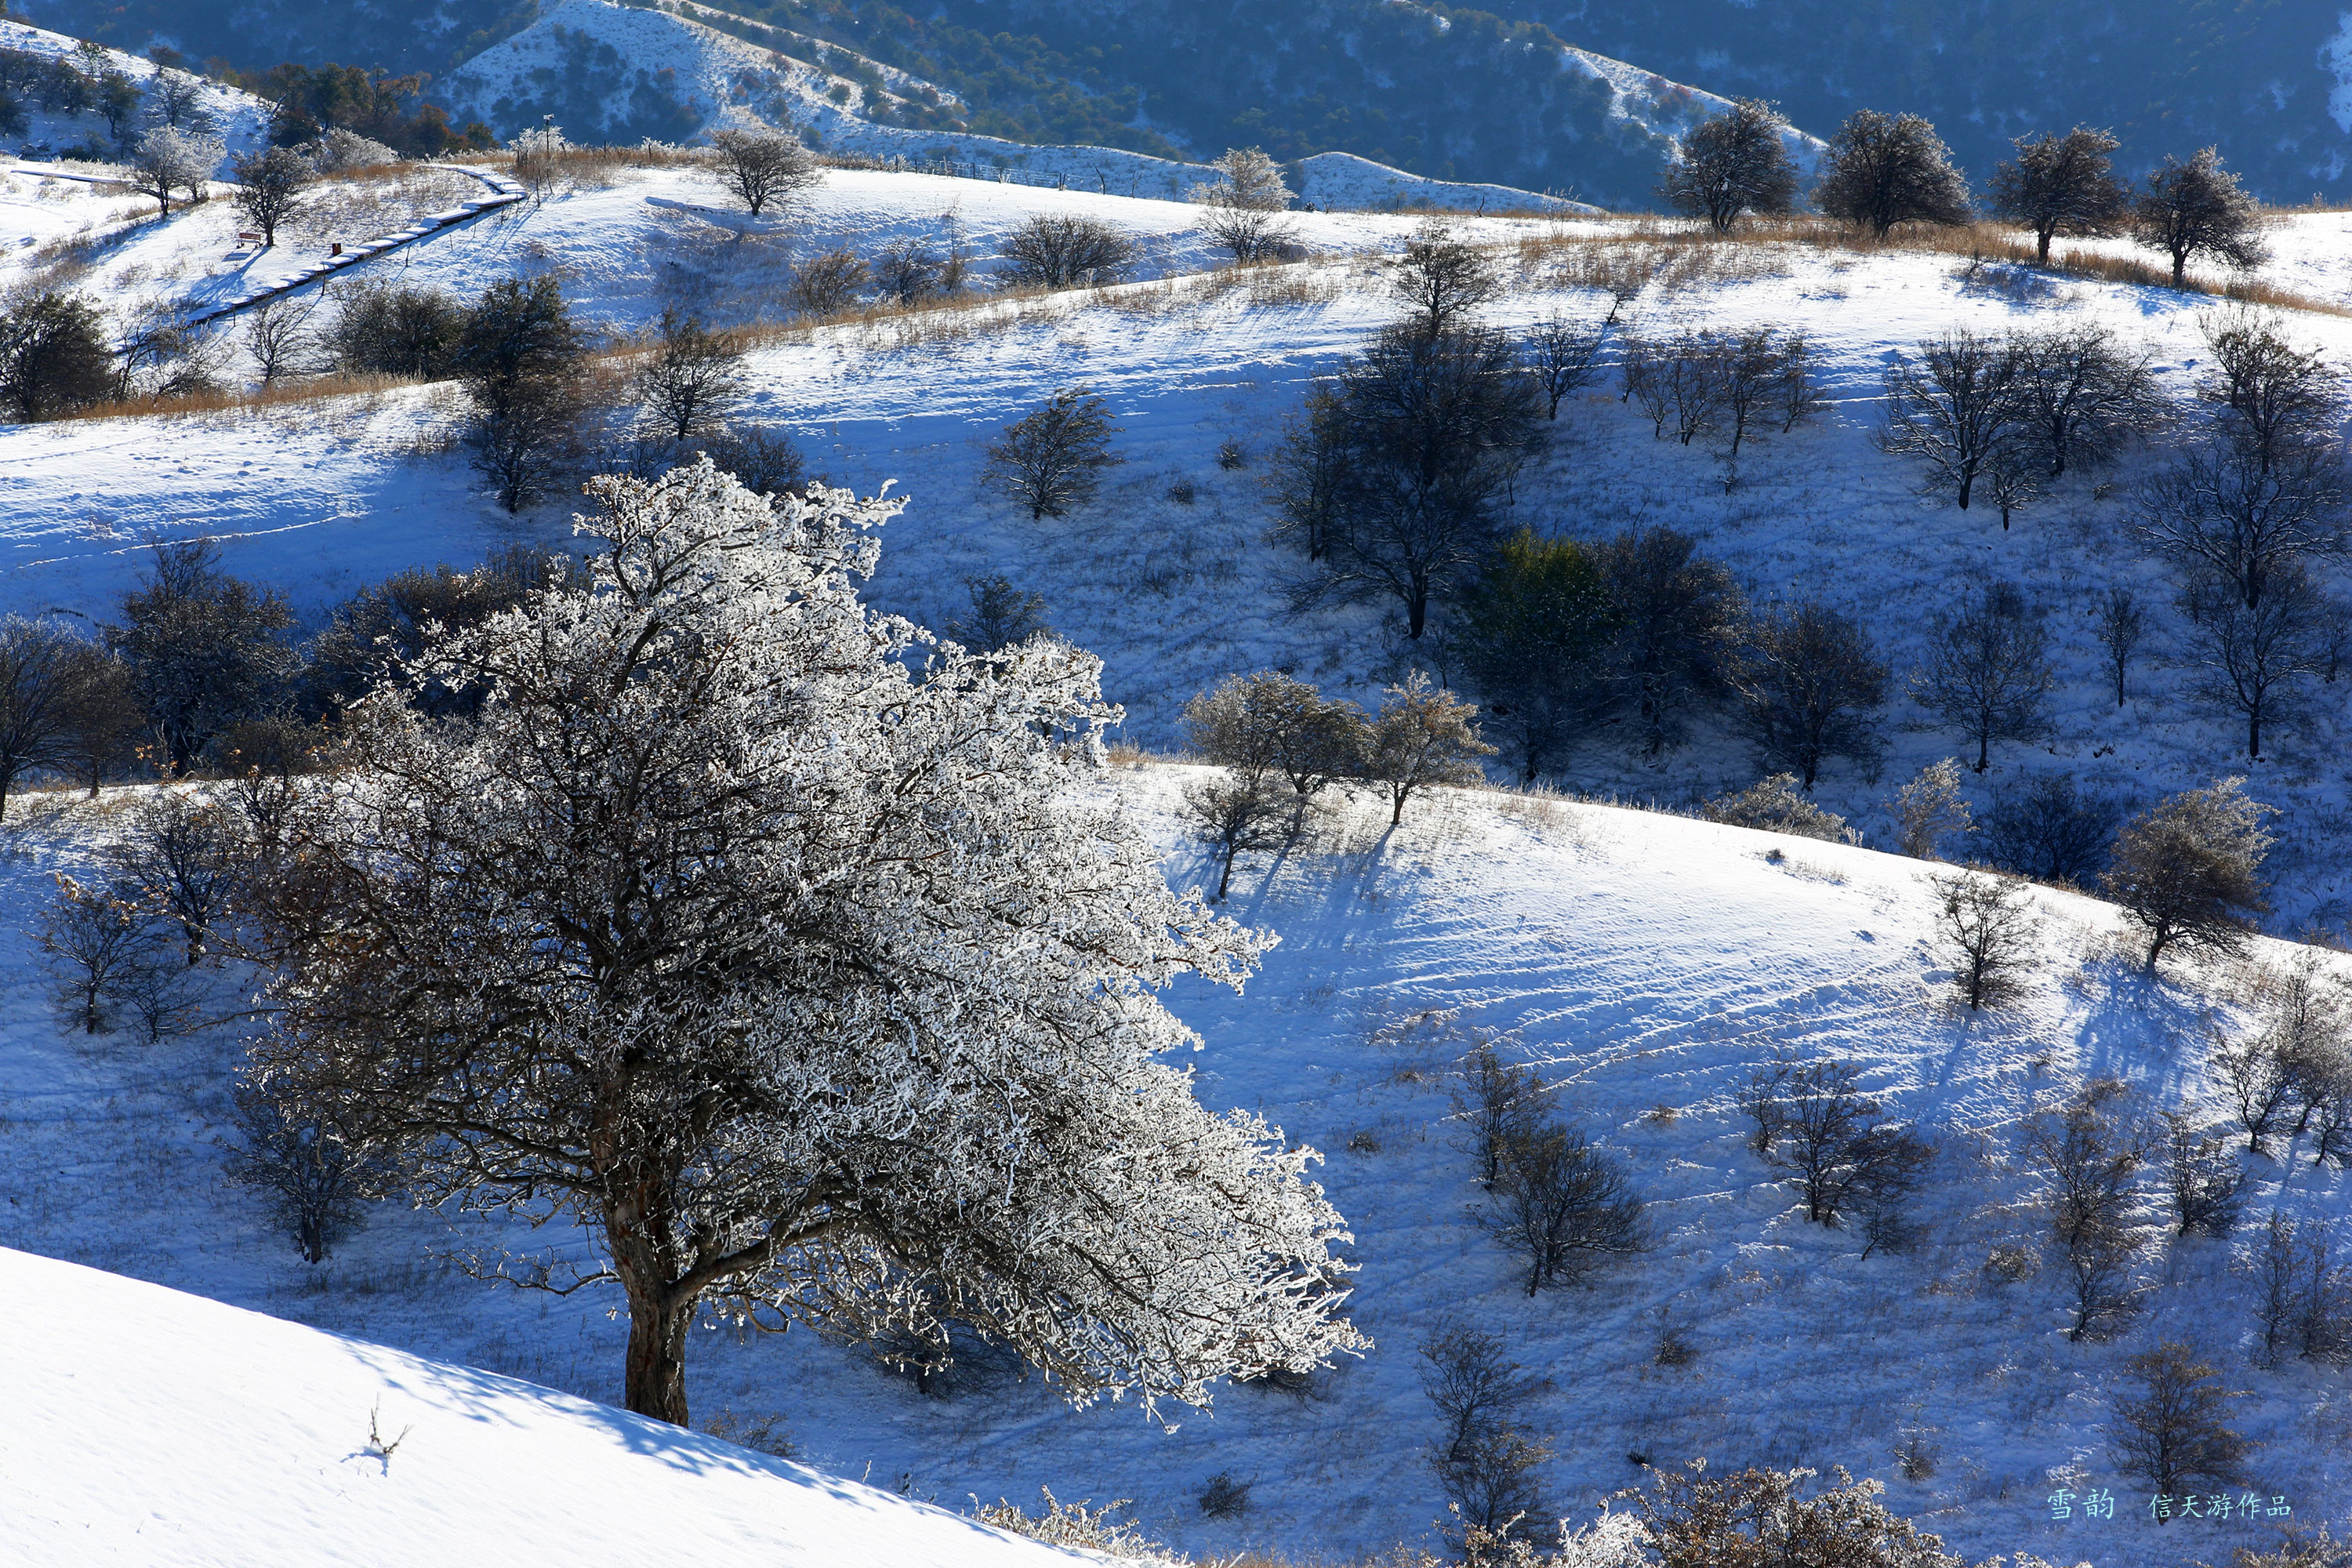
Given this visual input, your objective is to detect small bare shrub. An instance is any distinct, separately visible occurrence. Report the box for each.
[1421,1324,1550,1537]
[2110,1341,2250,1504]
[971,1490,1160,1557]
[1983,1243,2039,1283]
[1198,1469,1254,1519]
[697,1408,794,1458]
[1926,869,2039,1010]
[980,387,1121,519]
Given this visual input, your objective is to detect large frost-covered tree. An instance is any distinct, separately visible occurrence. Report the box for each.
[243,463,1363,1426]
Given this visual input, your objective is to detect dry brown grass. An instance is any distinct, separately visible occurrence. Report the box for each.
[60,371,429,425]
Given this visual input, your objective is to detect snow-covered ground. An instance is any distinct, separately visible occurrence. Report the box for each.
[1,1246,1094,1566]
[7,169,2352,928]
[0,771,2343,1566]
[6,149,2352,1568]
[2,18,270,160]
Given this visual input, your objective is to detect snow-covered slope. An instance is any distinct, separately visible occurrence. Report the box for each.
[436,0,1588,214]
[0,1245,1089,1566]
[0,771,2343,1566]
[1,17,270,160]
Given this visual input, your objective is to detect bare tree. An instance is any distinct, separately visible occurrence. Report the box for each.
[1726,601,1889,789]
[1988,127,2129,265]
[1813,110,1973,238]
[37,873,166,1034]
[144,66,214,132]
[1390,222,1501,338]
[1483,1116,1645,1293]
[2158,1112,2245,1237]
[1192,147,1297,263]
[1361,673,1494,825]
[1876,328,2026,512]
[1713,327,1807,458]
[2251,1214,2352,1365]
[1523,311,1606,419]
[787,249,868,315]
[1419,1325,1550,1537]
[1181,671,1363,798]
[2136,438,2346,611]
[1893,757,1973,859]
[2101,778,2272,972]
[1744,1058,1929,1227]
[228,144,312,247]
[1454,1041,1550,1191]
[2025,1082,2151,1340]
[2132,148,2268,289]
[2200,310,2344,474]
[946,575,1051,653]
[56,645,144,797]
[1929,870,2038,1010]
[0,615,93,818]
[710,127,817,217]
[2008,324,2163,478]
[1181,774,1293,901]
[1272,325,1544,638]
[981,388,1121,519]
[1659,98,1801,234]
[107,539,297,775]
[2095,585,2144,708]
[2181,564,2338,759]
[1907,582,2055,771]
[223,1088,388,1263]
[635,308,745,440]
[129,124,221,216]
[236,465,1361,1426]
[243,290,321,383]
[997,214,1138,288]
[1595,527,1743,757]
[2110,1342,2250,1504]
[106,791,239,965]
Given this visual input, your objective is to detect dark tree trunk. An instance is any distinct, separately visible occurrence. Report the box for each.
[622,1284,694,1425]
[2036,227,2053,266]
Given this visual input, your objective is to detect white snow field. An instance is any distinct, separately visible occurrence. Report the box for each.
[0,1246,1093,1567]
[0,771,2343,1566]
[7,163,2352,927]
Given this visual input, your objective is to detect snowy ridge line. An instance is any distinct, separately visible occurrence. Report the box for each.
[177,165,528,330]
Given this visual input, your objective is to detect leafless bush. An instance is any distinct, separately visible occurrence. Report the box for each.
[1197,1470,1253,1519]
[1704,774,1850,840]
[788,248,869,315]
[872,236,946,303]
[2025,1080,2152,1341]
[107,791,241,965]
[710,127,817,217]
[2110,1341,2250,1503]
[946,575,1051,654]
[971,1489,1160,1557]
[1927,869,2039,1010]
[1454,1040,1551,1189]
[696,1408,795,1458]
[1421,1324,1550,1537]
[997,214,1138,288]
[1483,1114,1646,1292]
[222,1087,390,1263]
[1621,1461,1967,1568]
[1891,757,1973,858]
[2159,1112,2246,1237]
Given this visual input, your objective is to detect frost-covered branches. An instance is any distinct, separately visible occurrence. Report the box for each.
[2100,779,2273,971]
[1988,127,2129,265]
[241,461,1361,1426]
[1361,673,1492,825]
[130,124,223,217]
[2131,147,2267,289]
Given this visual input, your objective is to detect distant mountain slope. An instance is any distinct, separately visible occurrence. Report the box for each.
[26,0,1792,207]
[438,0,1599,211]
[1479,0,2352,201]
[1,16,272,157]
[0,1247,1086,1567]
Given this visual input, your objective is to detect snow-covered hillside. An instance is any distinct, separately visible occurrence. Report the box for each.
[1,17,270,160]
[9,162,2352,931]
[436,0,1591,214]
[0,771,2342,1566]
[0,1247,1091,1566]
